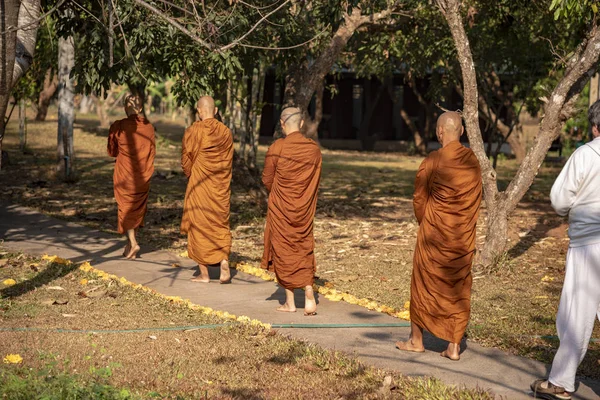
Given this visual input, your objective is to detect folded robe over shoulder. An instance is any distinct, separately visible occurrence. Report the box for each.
[107,114,156,234]
[261,131,322,290]
[410,140,482,344]
[181,118,233,265]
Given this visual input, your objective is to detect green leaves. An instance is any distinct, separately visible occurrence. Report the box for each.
[550,0,599,20]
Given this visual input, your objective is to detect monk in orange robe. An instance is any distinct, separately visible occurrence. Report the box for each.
[107,94,155,259]
[261,107,322,315]
[181,96,233,283]
[396,111,482,360]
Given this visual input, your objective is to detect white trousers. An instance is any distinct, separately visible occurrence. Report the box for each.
[548,241,600,392]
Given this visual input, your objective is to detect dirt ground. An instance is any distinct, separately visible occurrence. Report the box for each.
[0,110,598,381]
[0,250,491,399]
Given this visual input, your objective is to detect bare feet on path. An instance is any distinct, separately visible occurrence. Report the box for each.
[122,243,131,257]
[277,304,297,313]
[219,260,231,284]
[395,340,425,353]
[191,264,210,283]
[125,244,140,259]
[304,285,317,316]
[440,343,460,361]
[440,350,460,361]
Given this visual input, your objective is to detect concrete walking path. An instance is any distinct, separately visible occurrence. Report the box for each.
[1,203,599,399]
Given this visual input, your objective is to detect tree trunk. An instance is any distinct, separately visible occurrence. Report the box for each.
[437,0,600,268]
[11,0,41,87]
[359,79,387,151]
[282,5,398,124]
[79,94,94,114]
[36,68,59,121]
[19,98,26,151]
[247,63,265,169]
[400,109,426,153]
[303,79,324,141]
[57,36,75,180]
[0,0,21,171]
[186,104,196,127]
[476,89,526,162]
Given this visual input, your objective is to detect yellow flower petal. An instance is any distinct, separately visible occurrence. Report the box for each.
[79,279,88,285]
[3,354,23,364]
[2,279,16,286]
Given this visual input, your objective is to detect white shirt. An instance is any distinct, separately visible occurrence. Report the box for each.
[550,136,600,247]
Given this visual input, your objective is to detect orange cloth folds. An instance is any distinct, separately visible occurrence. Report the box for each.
[181,119,233,265]
[261,132,322,290]
[410,141,482,343]
[107,114,156,234]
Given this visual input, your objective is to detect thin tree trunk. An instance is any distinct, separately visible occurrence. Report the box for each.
[248,63,264,169]
[405,76,431,155]
[79,94,94,114]
[0,0,21,171]
[19,98,26,151]
[36,68,59,121]
[400,109,426,153]
[57,36,75,179]
[303,79,324,141]
[359,79,387,151]
[437,0,600,267]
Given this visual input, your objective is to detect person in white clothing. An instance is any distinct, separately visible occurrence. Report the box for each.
[531,100,600,400]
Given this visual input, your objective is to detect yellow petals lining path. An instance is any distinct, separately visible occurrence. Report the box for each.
[59,256,271,330]
[231,262,410,321]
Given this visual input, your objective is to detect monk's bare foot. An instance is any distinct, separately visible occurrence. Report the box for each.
[122,243,131,257]
[304,285,317,316]
[219,260,231,284]
[276,304,296,313]
[395,340,425,353]
[440,343,460,361]
[126,244,140,259]
[440,350,460,361]
[191,265,210,283]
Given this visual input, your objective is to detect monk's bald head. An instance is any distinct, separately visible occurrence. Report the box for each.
[436,111,464,146]
[280,107,304,135]
[196,96,217,121]
[124,94,143,116]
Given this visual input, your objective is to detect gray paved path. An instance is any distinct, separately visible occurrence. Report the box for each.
[1,203,599,399]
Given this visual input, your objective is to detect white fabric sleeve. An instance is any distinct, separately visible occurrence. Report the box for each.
[550,151,582,216]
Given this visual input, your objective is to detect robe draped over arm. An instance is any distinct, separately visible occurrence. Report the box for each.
[181,126,198,179]
[262,139,283,192]
[107,121,120,157]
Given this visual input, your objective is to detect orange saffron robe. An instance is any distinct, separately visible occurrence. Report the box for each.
[261,131,322,290]
[410,140,482,343]
[181,119,233,265]
[107,114,156,234]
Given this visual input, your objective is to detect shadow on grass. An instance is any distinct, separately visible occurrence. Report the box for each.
[220,387,264,400]
[0,262,78,298]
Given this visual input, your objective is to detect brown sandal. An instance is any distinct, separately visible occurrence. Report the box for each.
[530,379,571,400]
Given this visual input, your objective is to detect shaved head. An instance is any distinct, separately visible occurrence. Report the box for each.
[281,107,302,126]
[279,107,304,136]
[436,111,464,146]
[197,96,215,111]
[196,96,217,121]
[124,94,143,116]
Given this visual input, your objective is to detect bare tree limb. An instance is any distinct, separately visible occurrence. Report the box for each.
[221,0,290,51]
